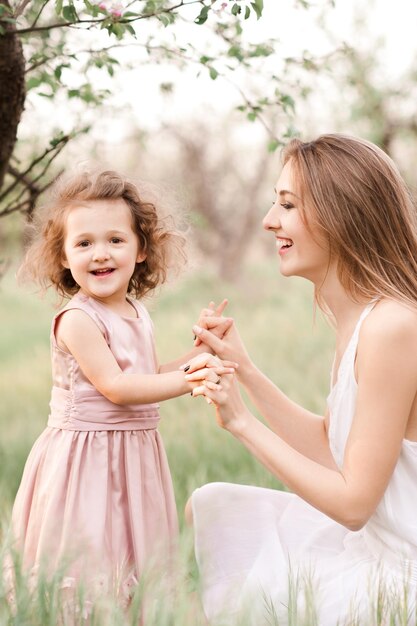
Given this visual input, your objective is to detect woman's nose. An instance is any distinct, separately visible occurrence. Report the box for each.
[263,202,280,232]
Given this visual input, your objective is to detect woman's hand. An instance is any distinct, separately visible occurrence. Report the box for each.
[194,300,232,348]
[192,318,251,374]
[190,366,250,432]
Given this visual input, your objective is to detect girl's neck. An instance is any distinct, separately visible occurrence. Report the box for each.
[79,290,138,318]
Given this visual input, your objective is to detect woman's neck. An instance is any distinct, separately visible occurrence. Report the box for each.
[317,269,373,333]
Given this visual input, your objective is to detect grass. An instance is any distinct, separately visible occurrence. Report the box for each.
[0,259,338,624]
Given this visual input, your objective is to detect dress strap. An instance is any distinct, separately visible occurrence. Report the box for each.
[349,299,379,349]
[331,300,379,390]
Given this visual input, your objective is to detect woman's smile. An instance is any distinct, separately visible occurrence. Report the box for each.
[276,237,294,255]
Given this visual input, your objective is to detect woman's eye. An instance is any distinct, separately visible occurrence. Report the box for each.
[280,202,294,210]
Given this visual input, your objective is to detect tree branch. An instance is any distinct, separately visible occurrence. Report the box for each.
[0,134,69,204]
[13,0,33,19]
[13,0,203,35]
[31,0,50,28]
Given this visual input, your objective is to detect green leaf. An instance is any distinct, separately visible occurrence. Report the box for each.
[247,111,257,121]
[108,22,125,38]
[0,4,12,16]
[26,76,43,91]
[50,132,66,147]
[283,124,299,139]
[209,67,218,80]
[62,5,77,21]
[125,23,136,36]
[195,5,210,25]
[244,6,250,19]
[250,44,273,58]
[231,3,241,16]
[250,0,264,19]
[268,138,281,152]
[280,94,295,113]
[157,12,175,27]
[55,0,63,15]
[228,45,244,61]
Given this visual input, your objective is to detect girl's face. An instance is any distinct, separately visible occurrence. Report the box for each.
[263,160,332,285]
[62,199,146,307]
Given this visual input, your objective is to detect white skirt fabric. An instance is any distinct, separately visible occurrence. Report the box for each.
[192,482,415,625]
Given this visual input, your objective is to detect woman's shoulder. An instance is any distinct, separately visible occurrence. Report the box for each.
[360,298,417,354]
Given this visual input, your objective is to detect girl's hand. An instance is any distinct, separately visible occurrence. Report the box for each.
[194,299,232,348]
[182,352,237,396]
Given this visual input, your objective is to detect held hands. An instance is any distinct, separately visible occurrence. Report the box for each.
[180,352,247,431]
[180,352,237,400]
[192,315,251,375]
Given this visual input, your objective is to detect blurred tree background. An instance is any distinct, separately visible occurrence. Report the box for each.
[2,0,417,277]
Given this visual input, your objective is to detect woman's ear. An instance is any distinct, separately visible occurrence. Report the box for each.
[136,250,147,264]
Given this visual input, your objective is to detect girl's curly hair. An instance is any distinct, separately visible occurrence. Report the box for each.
[20,168,187,299]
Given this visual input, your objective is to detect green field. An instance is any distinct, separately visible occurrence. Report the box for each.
[0,261,335,624]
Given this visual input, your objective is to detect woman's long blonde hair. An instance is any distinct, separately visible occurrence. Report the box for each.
[282,134,417,307]
[20,168,186,300]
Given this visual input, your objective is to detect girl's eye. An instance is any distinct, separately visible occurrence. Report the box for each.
[280,202,294,210]
[110,237,122,244]
[78,240,90,248]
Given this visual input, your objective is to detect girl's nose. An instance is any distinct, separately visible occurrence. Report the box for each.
[92,244,110,262]
[263,202,280,232]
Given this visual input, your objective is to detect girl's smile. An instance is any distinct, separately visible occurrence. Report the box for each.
[62,198,146,311]
[90,268,115,277]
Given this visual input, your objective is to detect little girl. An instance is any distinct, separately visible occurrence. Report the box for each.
[11,168,232,602]
[183,135,417,624]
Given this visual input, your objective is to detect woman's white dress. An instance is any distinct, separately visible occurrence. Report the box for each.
[191,304,417,624]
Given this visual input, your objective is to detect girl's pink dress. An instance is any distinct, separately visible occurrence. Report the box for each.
[12,292,178,597]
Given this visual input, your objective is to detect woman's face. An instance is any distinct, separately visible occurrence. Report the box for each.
[263,159,332,285]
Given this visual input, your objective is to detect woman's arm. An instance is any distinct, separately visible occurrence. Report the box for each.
[192,303,417,529]
[187,320,334,467]
[56,309,233,405]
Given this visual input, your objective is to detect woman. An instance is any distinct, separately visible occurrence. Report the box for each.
[182,135,417,624]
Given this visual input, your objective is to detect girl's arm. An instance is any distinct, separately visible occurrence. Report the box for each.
[56,309,233,405]
[186,320,334,468]
[192,303,417,530]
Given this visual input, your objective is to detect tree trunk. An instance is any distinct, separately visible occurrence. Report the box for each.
[0,1,26,190]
